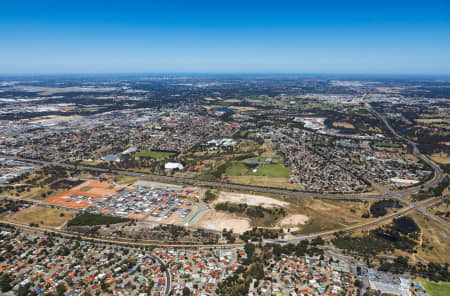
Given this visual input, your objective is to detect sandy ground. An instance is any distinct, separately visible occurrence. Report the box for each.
[332,121,355,129]
[45,180,125,209]
[199,211,250,234]
[229,106,258,111]
[279,214,309,226]
[216,192,289,208]
[30,115,81,124]
[223,99,240,103]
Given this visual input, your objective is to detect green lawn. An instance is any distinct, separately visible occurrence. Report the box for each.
[417,278,450,296]
[374,142,400,148]
[134,150,176,159]
[255,164,291,178]
[225,162,290,178]
[225,161,250,176]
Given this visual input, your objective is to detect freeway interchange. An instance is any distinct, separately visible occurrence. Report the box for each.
[0,102,445,202]
[0,107,447,295]
[0,101,447,243]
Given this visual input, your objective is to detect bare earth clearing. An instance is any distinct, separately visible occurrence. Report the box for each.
[199,210,250,234]
[279,214,309,226]
[216,192,289,208]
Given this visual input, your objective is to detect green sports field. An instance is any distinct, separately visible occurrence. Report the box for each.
[225,161,290,178]
[255,164,291,178]
[225,161,250,176]
[416,278,450,296]
[134,150,176,159]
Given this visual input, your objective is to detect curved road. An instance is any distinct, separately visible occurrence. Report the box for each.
[0,98,446,294]
[1,195,444,294]
[0,221,174,296]
[265,195,446,244]
[0,98,444,202]
[0,151,443,202]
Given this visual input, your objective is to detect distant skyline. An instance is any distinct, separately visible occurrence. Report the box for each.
[1,0,450,74]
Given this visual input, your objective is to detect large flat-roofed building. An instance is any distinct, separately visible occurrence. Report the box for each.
[367,269,411,296]
[164,162,184,170]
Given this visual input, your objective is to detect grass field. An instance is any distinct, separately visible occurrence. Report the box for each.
[225,162,290,178]
[416,278,450,296]
[332,121,355,129]
[294,198,373,235]
[6,206,77,227]
[428,202,449,216]
[225,161,250,176]
[374,142,401,148]
[1,184,59,201]
[255,164,291,178]
[430,152,450,164]
[416,118,450,124]
[410,211,450,264]
[134,150,176,159]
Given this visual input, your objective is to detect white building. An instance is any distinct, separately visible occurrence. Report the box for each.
[165,162,184,170]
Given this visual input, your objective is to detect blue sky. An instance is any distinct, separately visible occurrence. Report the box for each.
[1,0,450,74]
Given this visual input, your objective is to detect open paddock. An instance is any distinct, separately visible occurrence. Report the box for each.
[6,205,77,227]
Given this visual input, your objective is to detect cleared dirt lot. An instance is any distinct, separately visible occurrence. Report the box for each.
[199,210,250,234]
[216,191,289,208]
[30,115,81,124]
[279,214,309,226]
[45,180,124,209]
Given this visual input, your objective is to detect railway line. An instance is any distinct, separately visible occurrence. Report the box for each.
[0,103,444,201]
[0,96,447,295]
[0,151,443,201]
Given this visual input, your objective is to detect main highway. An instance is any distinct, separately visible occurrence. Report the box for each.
[2,193,444,295]
[1,100,445,201]
[265,194,448,244]
[0,97,447,294]
[0,148,444,202]
[0,94,444,202]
